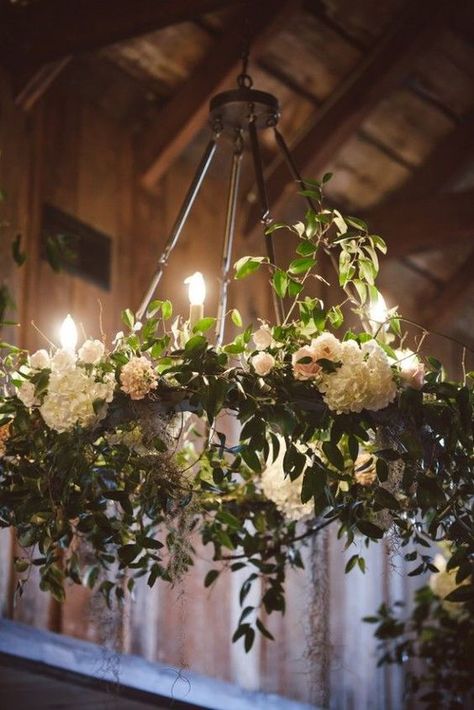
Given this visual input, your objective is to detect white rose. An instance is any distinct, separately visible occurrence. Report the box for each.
[29,349,50,370]
[17,381,38,408]
[310,332,342,363]
[397,349,425,390]
[292,345,321,381]
[51,349,77,372]
[78,339,105,365]
[252,351,275,376]
[253,324,273,350]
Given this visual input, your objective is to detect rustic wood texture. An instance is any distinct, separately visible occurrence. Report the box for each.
[0,0,243,71]
[244,0,447,237]
[138,0,299,189]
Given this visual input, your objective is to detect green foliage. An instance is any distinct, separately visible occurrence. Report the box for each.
[0,175,472,701]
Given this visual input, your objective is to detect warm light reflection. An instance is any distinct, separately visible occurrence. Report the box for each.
[369,292,388,331]
[184,272,206,306]
[59,314,78,351]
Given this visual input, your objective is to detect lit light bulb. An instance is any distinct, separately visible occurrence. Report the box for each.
[184,272,206,306]
[369,293,388,333]
[184,272,206,328]
[59,314,78,352]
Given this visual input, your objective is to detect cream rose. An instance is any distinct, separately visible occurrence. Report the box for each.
[292,346,321,381]
[17,381,38,408]
[29,349,50,370]
[252,351,275,376]
[253,324,273,350]
[354,452,377,486]
[310,332,342,364]
[78,339,105,365]
[397,349,425,390]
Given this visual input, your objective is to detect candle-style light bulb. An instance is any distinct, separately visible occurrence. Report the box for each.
[184,272,206,327]
[59,314,78,352]
[369,292,388,334]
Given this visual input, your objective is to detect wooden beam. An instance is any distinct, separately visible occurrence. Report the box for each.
[387,113,474,201]
[366,190,474,257]
[243,0,446,237]
[0,1,244,71]
[138,0,298,190]
[13,58,71,111]
[419,248,474,328]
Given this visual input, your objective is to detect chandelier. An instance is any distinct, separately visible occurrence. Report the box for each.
[135,50,312,343]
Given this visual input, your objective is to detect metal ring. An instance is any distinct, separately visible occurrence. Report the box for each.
[237,73,253,89]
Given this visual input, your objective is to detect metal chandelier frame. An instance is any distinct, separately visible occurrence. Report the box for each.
[136,60,312,345]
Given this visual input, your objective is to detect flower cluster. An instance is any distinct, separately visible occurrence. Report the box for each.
[120,356,158,400]
[0,422,10,457]
[16,341,115,433]
[291,334,397,414]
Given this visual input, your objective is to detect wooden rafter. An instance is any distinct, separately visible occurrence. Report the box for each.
[419,248,474,328]
[366,190,474,257]
[387,113,474,201]
[243,0,446,237]
[138,0,299,190]
[0,0,243,71]
[13,58,71,111]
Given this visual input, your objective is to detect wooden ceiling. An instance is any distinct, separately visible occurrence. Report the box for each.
[1,0,474,347]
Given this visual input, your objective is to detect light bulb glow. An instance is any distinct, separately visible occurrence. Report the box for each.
[184,272,206,306]
[369,293,388,329]
[59,314,78,351]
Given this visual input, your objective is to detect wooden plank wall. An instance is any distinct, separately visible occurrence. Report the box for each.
[0,67,469,709]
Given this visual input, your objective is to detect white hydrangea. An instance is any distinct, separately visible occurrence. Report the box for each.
[51,349,76,372]
[39,367,115,433]
[29,349,50,370]
[78,339,105,365]
[261,435,314,521]
[429,553,468,616]
[318,339,396,414]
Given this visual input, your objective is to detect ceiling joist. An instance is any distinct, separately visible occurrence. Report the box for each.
[366,190,474,257]
[419,248,474,328]
[243,0,447,238]
[0,0,243,71]
[387,112,474,201]
[138,0,299,190]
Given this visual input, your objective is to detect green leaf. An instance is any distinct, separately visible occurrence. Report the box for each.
[193,317,216,333]
[121,308,135,329]
[272,269,288,298]
[322,441,345,471]
[345,554,359,573]
[231,309,243,327]
[256,618,274,640]
[296,240,316,257]
[444,585,474,603]
[234,256,266,279]
[356,520,384,539]
[204,569,220,588]
[289,257,316,274]
[288,278,304,296]
[162,300,173,320]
